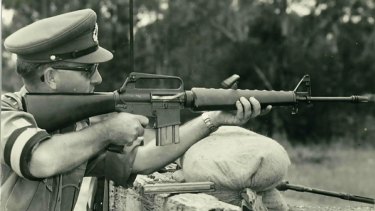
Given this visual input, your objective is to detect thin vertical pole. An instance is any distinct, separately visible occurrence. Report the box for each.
[129,0,134,73]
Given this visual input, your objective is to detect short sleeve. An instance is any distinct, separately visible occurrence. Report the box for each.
[1,94,51,180]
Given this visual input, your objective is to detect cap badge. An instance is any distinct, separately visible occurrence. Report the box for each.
[93,23,98,43]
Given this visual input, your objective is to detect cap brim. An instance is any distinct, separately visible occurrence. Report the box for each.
[65,46,113,64]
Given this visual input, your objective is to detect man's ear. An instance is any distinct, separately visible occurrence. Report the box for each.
[43,68,57,90]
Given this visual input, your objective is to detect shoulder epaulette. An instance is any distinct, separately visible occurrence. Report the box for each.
[1,93,23,111]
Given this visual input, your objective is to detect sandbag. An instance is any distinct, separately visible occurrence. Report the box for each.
[179,126,290,210]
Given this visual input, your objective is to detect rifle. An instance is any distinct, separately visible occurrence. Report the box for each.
[22,72,371,149]
[277,181,375,205]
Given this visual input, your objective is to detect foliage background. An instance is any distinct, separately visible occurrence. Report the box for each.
[2,0,375,145]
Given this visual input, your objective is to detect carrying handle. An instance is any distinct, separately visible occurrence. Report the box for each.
[119,72,184,93]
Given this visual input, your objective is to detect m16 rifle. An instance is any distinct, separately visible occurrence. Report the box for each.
[22,72,371,150]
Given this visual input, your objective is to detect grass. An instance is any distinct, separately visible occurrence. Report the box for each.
[279,142,375,209]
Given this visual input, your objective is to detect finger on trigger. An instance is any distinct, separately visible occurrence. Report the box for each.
[136,115,149,127]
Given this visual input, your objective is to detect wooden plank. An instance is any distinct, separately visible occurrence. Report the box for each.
[164,193,240,211]
[110,173,245,211]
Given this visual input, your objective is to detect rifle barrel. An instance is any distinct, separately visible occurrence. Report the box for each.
[277,182,375,205]
[298,96,369,103]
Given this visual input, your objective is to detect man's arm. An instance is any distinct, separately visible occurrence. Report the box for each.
[28,113,148,178]
[29,123,110,178]
[132,97,268,174]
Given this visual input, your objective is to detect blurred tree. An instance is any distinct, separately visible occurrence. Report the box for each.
[2,0,374,144]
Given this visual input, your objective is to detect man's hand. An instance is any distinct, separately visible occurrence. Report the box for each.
[207,97,271,127]
[101,113,149,146]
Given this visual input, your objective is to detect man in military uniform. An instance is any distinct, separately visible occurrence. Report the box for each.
[1,9,270,211]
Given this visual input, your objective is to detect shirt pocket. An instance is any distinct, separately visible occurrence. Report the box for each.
[5,178,49,211]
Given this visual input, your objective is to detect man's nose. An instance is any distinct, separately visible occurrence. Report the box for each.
[91,70,102,85]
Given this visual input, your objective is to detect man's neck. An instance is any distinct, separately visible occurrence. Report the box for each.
[24,83,54,93]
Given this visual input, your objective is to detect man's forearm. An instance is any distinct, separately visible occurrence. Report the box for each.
[29,123,110,178]
[132,114,213,174]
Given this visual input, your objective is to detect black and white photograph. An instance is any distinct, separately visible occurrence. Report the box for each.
[1,0,375,210]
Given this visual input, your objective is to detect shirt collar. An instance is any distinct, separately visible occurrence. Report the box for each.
[18,86,29,97]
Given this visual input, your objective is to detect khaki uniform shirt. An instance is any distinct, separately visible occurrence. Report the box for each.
[1,87,140,211]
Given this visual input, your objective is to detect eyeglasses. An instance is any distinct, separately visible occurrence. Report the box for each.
[52,64,99,77]
[41,64,99,82]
